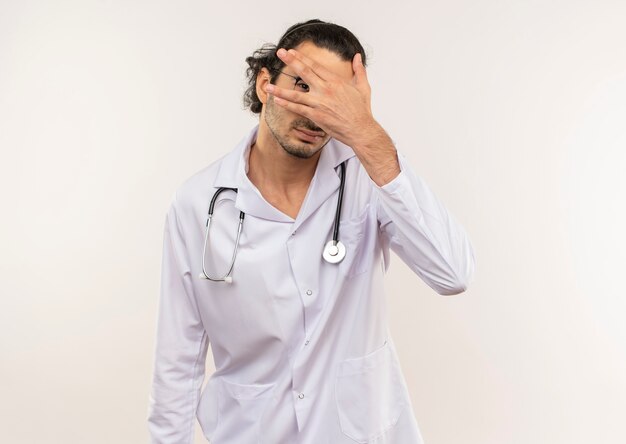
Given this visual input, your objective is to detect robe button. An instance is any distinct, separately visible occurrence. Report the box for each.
[306,290,313,296]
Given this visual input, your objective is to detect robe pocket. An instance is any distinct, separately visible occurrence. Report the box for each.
[211,379,276,444]
[338,205,373,277]
[335,341,409,443]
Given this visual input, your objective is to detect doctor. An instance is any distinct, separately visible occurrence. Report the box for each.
[148,19,475,444]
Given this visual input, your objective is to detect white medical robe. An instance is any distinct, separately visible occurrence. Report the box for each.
[148,126,475,443]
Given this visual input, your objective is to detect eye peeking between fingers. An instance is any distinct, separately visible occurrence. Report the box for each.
[294,77,310,93]
[272,69,311,94]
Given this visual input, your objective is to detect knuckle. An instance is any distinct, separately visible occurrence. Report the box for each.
[309,60,320,72]
[323,83,335,95]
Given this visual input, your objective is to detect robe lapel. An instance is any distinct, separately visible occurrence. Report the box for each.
[213,127,292,222]
[292,139,355,232]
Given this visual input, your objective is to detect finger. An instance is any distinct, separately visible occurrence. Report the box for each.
[265,83,317,107]
[352,52,369,89]
[272,95,317,120]
[276,48,327,85]
[288,49,337,81]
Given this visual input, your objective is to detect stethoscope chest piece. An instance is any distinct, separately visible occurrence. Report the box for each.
[323,240,346,264]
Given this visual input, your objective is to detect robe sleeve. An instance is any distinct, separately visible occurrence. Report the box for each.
[148,195,209,443]
[375,153,475,295]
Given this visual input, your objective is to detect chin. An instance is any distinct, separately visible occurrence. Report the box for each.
[282,145,321,159]
[287,135,330,158]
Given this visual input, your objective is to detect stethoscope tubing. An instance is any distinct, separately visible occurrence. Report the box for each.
[331,161,346,244]
[200,188,244,282]
[200,161,346,282]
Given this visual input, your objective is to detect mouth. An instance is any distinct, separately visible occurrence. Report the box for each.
[294,127,325,143]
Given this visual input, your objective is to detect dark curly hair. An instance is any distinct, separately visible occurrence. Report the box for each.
[243,19,367,114]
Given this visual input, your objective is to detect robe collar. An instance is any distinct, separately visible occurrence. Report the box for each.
[213,125,355,229]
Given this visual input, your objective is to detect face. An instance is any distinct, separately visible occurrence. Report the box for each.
[260,41,354,159]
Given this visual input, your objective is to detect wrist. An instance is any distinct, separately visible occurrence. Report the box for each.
[351,124,401,186]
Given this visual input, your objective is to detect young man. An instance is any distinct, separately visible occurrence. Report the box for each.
[148,19,475,444]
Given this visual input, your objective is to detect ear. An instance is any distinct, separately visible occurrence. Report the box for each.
[255,67,272,105]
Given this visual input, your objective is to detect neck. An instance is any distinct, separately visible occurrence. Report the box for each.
[247,123,322,219]
[248,124,320,193]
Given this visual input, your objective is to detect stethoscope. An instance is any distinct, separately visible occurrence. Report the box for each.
[199,161,347,283]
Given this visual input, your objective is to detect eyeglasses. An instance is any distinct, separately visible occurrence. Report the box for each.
[272,70,310,93]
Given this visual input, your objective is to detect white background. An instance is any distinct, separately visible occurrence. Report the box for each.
[1,1,625,443]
